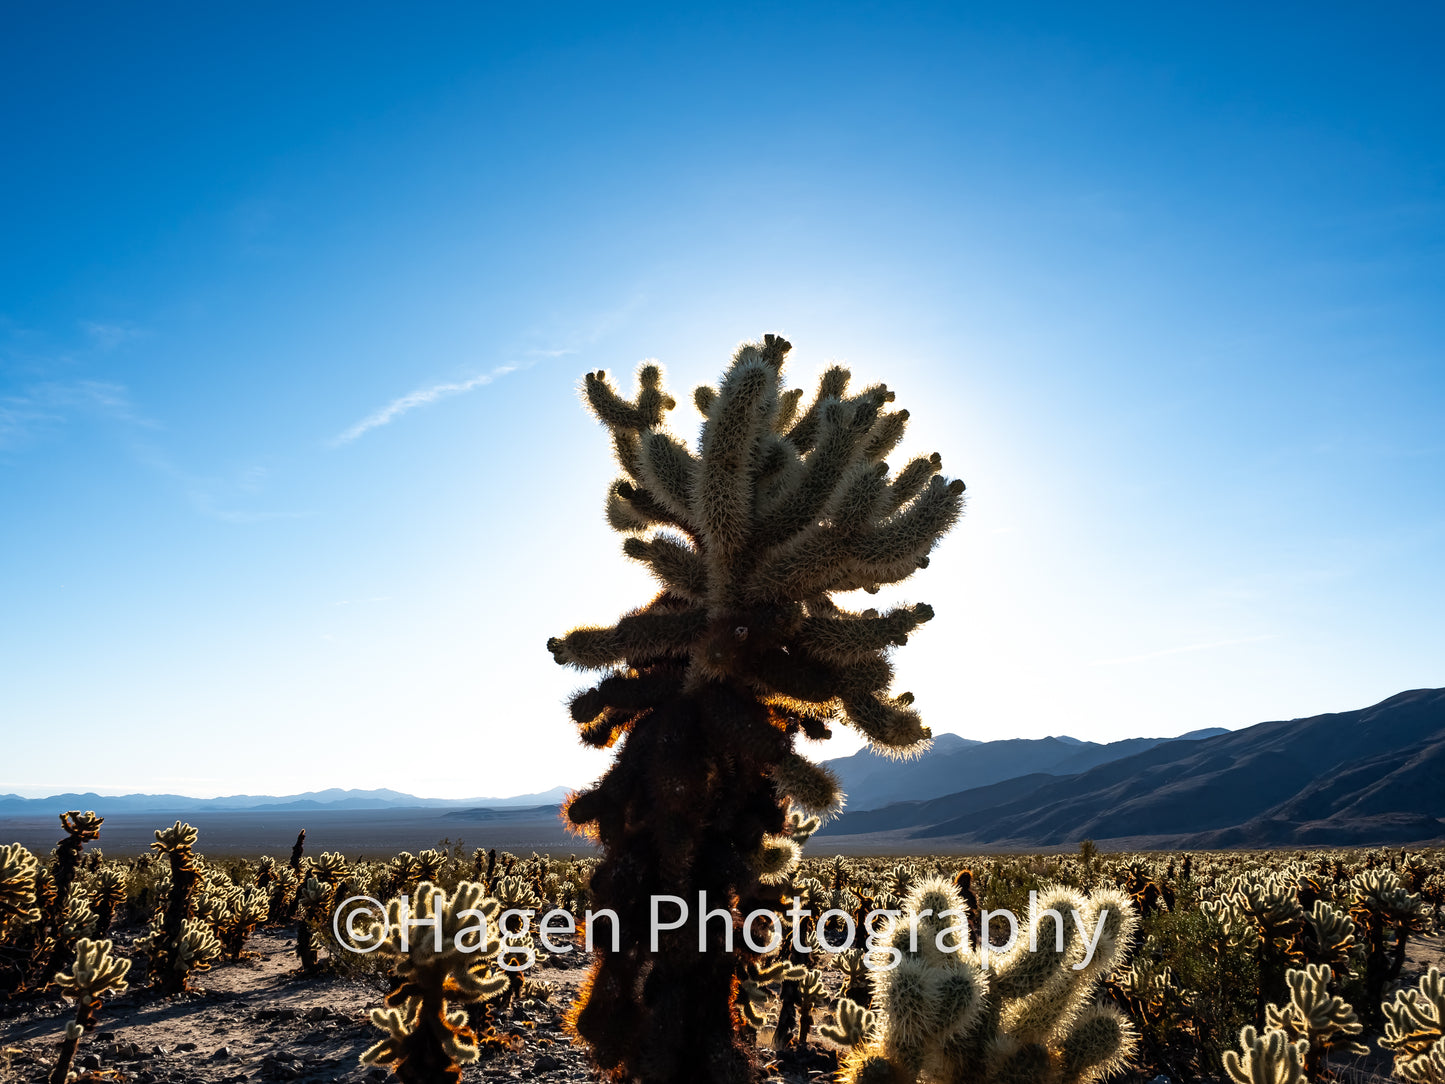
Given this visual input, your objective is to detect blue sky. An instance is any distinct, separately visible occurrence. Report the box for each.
[2,4,1442,799]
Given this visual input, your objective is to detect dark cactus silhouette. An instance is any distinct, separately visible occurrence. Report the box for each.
[548,334,965,1084]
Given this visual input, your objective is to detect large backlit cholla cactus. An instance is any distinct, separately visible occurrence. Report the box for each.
[548,335,965,1084]
[1381,966,1445,1084]
[841,878,1139,1084]
[360,880,510,1084]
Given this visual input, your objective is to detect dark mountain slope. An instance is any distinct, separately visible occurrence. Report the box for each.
[820,689,1445,848]
[823,728,1225,812]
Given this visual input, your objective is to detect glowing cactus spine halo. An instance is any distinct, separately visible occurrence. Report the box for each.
[548,335,966,1084]
[841,877,1140,1084]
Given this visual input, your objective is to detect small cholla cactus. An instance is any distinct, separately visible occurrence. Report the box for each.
[311,851,351,885]
[1116,955,1173,1028]
[360,880,510,1084]
[415,849,447,883]
[1351,867,1432,1027]
[832,948,873,1007]
[1300,900,1354,973]
[821,997,878,1048]
[89,868,127,937]
[389,852,422,898]
[492,875,542,913]
[791,967,827,1048]
[1381,966,1445,1084]
[841,877,1138,1084]
[739,957,807,1036]
[32,813,105,986]
[136,821,211,993]
[1202,871,1305,1027]
[0,843,42,939]
[51,813,103,904]
[200,883,269,961]
[296,875,332,976]
[1263,963,1367,1078]
[258,859,299,923]
[1223,1026,1308,1084]
[48,937,130,1084]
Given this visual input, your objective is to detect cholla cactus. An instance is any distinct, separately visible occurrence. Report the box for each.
[840,877,1138,1084]
[833,948,873,1007]
[1222,1026,1308,1084]
[1381,966,1445,1084]
[0,843,42,939]
[136,821,207,993]
[551,336,965,1083]
[48,937,131,1084]
[51,813,103,905]
[89,868,127,937]
[257,858,299,922]
[1116,956,1173,1028]
[170,917,223,978]
[1351,867,1431,1026]
[821,997,878,1047]
[790,967,828,1048]
[200,883,269,960]
[295,874,332,975]
[360,880,509,1084]
[492,875,542,913]
[1300,900,1355,973]
[739,957,807,1036]
[1263,963,1366,1078]
[416,849,447,883]
[27,812,104,987]
[1202,872,1305,1027]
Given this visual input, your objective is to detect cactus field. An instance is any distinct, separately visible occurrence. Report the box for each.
[1,814,1443,1084]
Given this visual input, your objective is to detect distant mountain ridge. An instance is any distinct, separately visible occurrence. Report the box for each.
[0,786,572,814]
[822,727,1229,811]
[817,689,1445,849]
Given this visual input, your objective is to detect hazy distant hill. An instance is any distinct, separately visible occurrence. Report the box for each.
[818,689,1445,848]
[0,786,572,814]
[822,727,1228,811]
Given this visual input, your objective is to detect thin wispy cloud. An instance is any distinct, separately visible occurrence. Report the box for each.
[330,364,520,446]
[0,379,151,447]
[82,321,146,351]
[1090,634,1278,667]
[329,293,647,447]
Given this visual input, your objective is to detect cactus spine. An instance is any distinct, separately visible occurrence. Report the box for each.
[549,336,964,1084]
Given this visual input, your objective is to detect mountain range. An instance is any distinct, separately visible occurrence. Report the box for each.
[0,786,571,814]
[819,727,1228,811]
[815,688,1445,849]
[6,689,1441,851]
